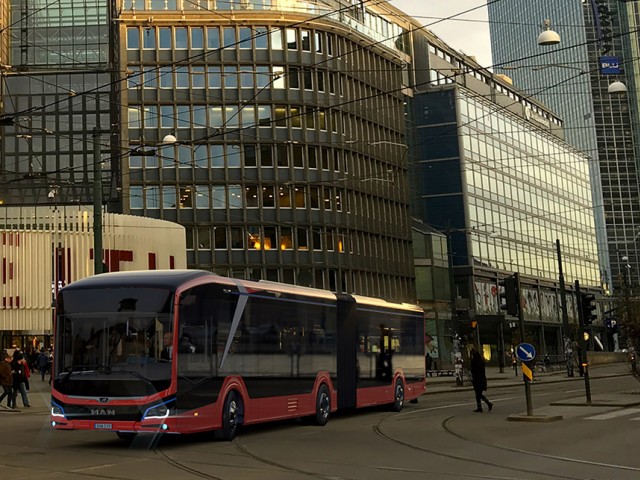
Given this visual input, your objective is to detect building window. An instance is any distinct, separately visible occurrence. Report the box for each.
[143,28,156,49]
[239,27,252,49]
[286,29,297,50]
[179,187,193,208]
[159,27,171,49]
[301,30,311,51]
[207,27,220,49]
[255,27,268,49]
[270,28,283,50]
[191,27,204,49]
[175,27,188,49]
[195,186,209,208]
[127,28,140,49]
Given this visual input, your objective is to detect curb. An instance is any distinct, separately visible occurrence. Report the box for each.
[425,372,632,395]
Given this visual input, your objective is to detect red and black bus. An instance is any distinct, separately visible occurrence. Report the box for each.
[51,270,425,440]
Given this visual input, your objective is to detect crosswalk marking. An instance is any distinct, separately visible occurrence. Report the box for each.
[586,408,640,420]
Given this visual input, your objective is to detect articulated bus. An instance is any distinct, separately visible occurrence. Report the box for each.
[51,270,425,440]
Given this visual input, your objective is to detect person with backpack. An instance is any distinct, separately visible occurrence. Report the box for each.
[10,351,30,409]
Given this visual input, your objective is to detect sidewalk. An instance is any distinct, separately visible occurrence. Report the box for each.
[425,361,633,395]
[0,374,53,415]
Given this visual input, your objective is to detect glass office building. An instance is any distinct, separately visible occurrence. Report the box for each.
[488,0,639,293]
[407,30,602,358]
[0,0,417,301]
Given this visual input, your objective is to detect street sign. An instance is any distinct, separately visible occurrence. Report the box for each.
[516,343,536,362]
[521,362,533,382]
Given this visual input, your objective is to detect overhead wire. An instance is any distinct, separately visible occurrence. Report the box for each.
[0,0,632,240]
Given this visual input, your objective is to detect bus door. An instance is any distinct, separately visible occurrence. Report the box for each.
[336,295,357,410]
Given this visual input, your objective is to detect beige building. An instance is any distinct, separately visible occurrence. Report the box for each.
[0,206,186,351]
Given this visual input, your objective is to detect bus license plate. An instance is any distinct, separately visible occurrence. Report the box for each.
[94,423,113,430]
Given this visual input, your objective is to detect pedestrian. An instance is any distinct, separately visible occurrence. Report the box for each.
[10,351,30,409]
[37,349,49,381]
[470,348,493,413]
[0,353,12,407]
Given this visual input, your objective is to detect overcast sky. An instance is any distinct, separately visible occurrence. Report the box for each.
[388,1,493,68]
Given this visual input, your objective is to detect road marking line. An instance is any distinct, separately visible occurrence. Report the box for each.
[586,408,640,420]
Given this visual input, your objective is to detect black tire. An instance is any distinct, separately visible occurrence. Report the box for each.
[314,384,330,426]
[392,379,404,412]
[220,391,241,441]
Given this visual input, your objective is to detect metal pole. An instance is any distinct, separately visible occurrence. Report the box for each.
[557,239,574,377]
[515,272,533,416]
[575,280,592,404]
[92,127,103,275]
[447,229,463,386]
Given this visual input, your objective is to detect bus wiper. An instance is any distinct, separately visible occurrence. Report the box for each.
[110,369,154,387]
[62,365,100,382]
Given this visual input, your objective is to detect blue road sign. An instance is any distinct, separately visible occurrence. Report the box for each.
[516,343,536,362]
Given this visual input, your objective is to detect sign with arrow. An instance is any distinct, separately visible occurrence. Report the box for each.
[516,343,536,362]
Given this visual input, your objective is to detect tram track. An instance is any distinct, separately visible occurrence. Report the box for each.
[373,408,639,480]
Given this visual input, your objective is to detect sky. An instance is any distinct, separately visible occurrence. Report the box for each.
[388,1,493,68]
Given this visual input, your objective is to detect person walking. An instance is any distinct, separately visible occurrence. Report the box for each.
[470,348,493,413]
[37,349,49,381]
[0,352,12,407]
[10,351,31,409]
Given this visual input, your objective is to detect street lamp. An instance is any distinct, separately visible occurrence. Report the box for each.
[537,19,561,46]
[608,81,627,94]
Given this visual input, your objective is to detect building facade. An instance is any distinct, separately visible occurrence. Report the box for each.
[0,0,418,302]
[0,206,186,351]
[407,29,604,364]
[488,0,639,294]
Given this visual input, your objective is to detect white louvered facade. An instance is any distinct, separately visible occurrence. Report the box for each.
[0,206,186,336]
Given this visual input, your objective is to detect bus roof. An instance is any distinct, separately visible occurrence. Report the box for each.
[350,293,423,314]
[61,269,212,291]
[61,270,422,314]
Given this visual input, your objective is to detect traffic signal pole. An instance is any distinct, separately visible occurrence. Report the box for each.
[556,239,574,377]
[515,273,534,416]
[575,280,592,404]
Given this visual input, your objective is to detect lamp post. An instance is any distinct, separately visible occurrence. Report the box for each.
[92,127,103,275]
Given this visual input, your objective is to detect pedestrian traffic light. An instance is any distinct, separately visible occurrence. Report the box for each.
[499,275,519,316]
[581,293,597,325]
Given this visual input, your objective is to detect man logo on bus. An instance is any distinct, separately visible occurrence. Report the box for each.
[91,408,116,416]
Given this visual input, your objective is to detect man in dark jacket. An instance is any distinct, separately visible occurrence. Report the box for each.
[0,353,12,407]
[470,348,493,413]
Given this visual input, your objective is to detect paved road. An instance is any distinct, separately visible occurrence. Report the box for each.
[1,363,638,479]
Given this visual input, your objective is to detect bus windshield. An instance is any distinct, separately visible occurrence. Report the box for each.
[54,287,174,396]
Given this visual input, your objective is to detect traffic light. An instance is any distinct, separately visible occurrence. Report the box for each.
[581,293,597,325]
[499,276,519,316]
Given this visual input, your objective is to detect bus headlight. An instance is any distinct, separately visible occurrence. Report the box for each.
[51,401,65,417]
[142,401,172,420]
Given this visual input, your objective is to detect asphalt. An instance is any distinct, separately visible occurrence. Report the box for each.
[1,362,636,417]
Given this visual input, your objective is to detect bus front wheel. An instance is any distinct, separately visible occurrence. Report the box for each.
[392,379,404,412]
[314,384,330,426]
[220,391,241,441]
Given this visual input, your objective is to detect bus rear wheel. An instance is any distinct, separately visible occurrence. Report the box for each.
[314,384,330,426]
[220,391,241,441]
[392,379,404,412]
